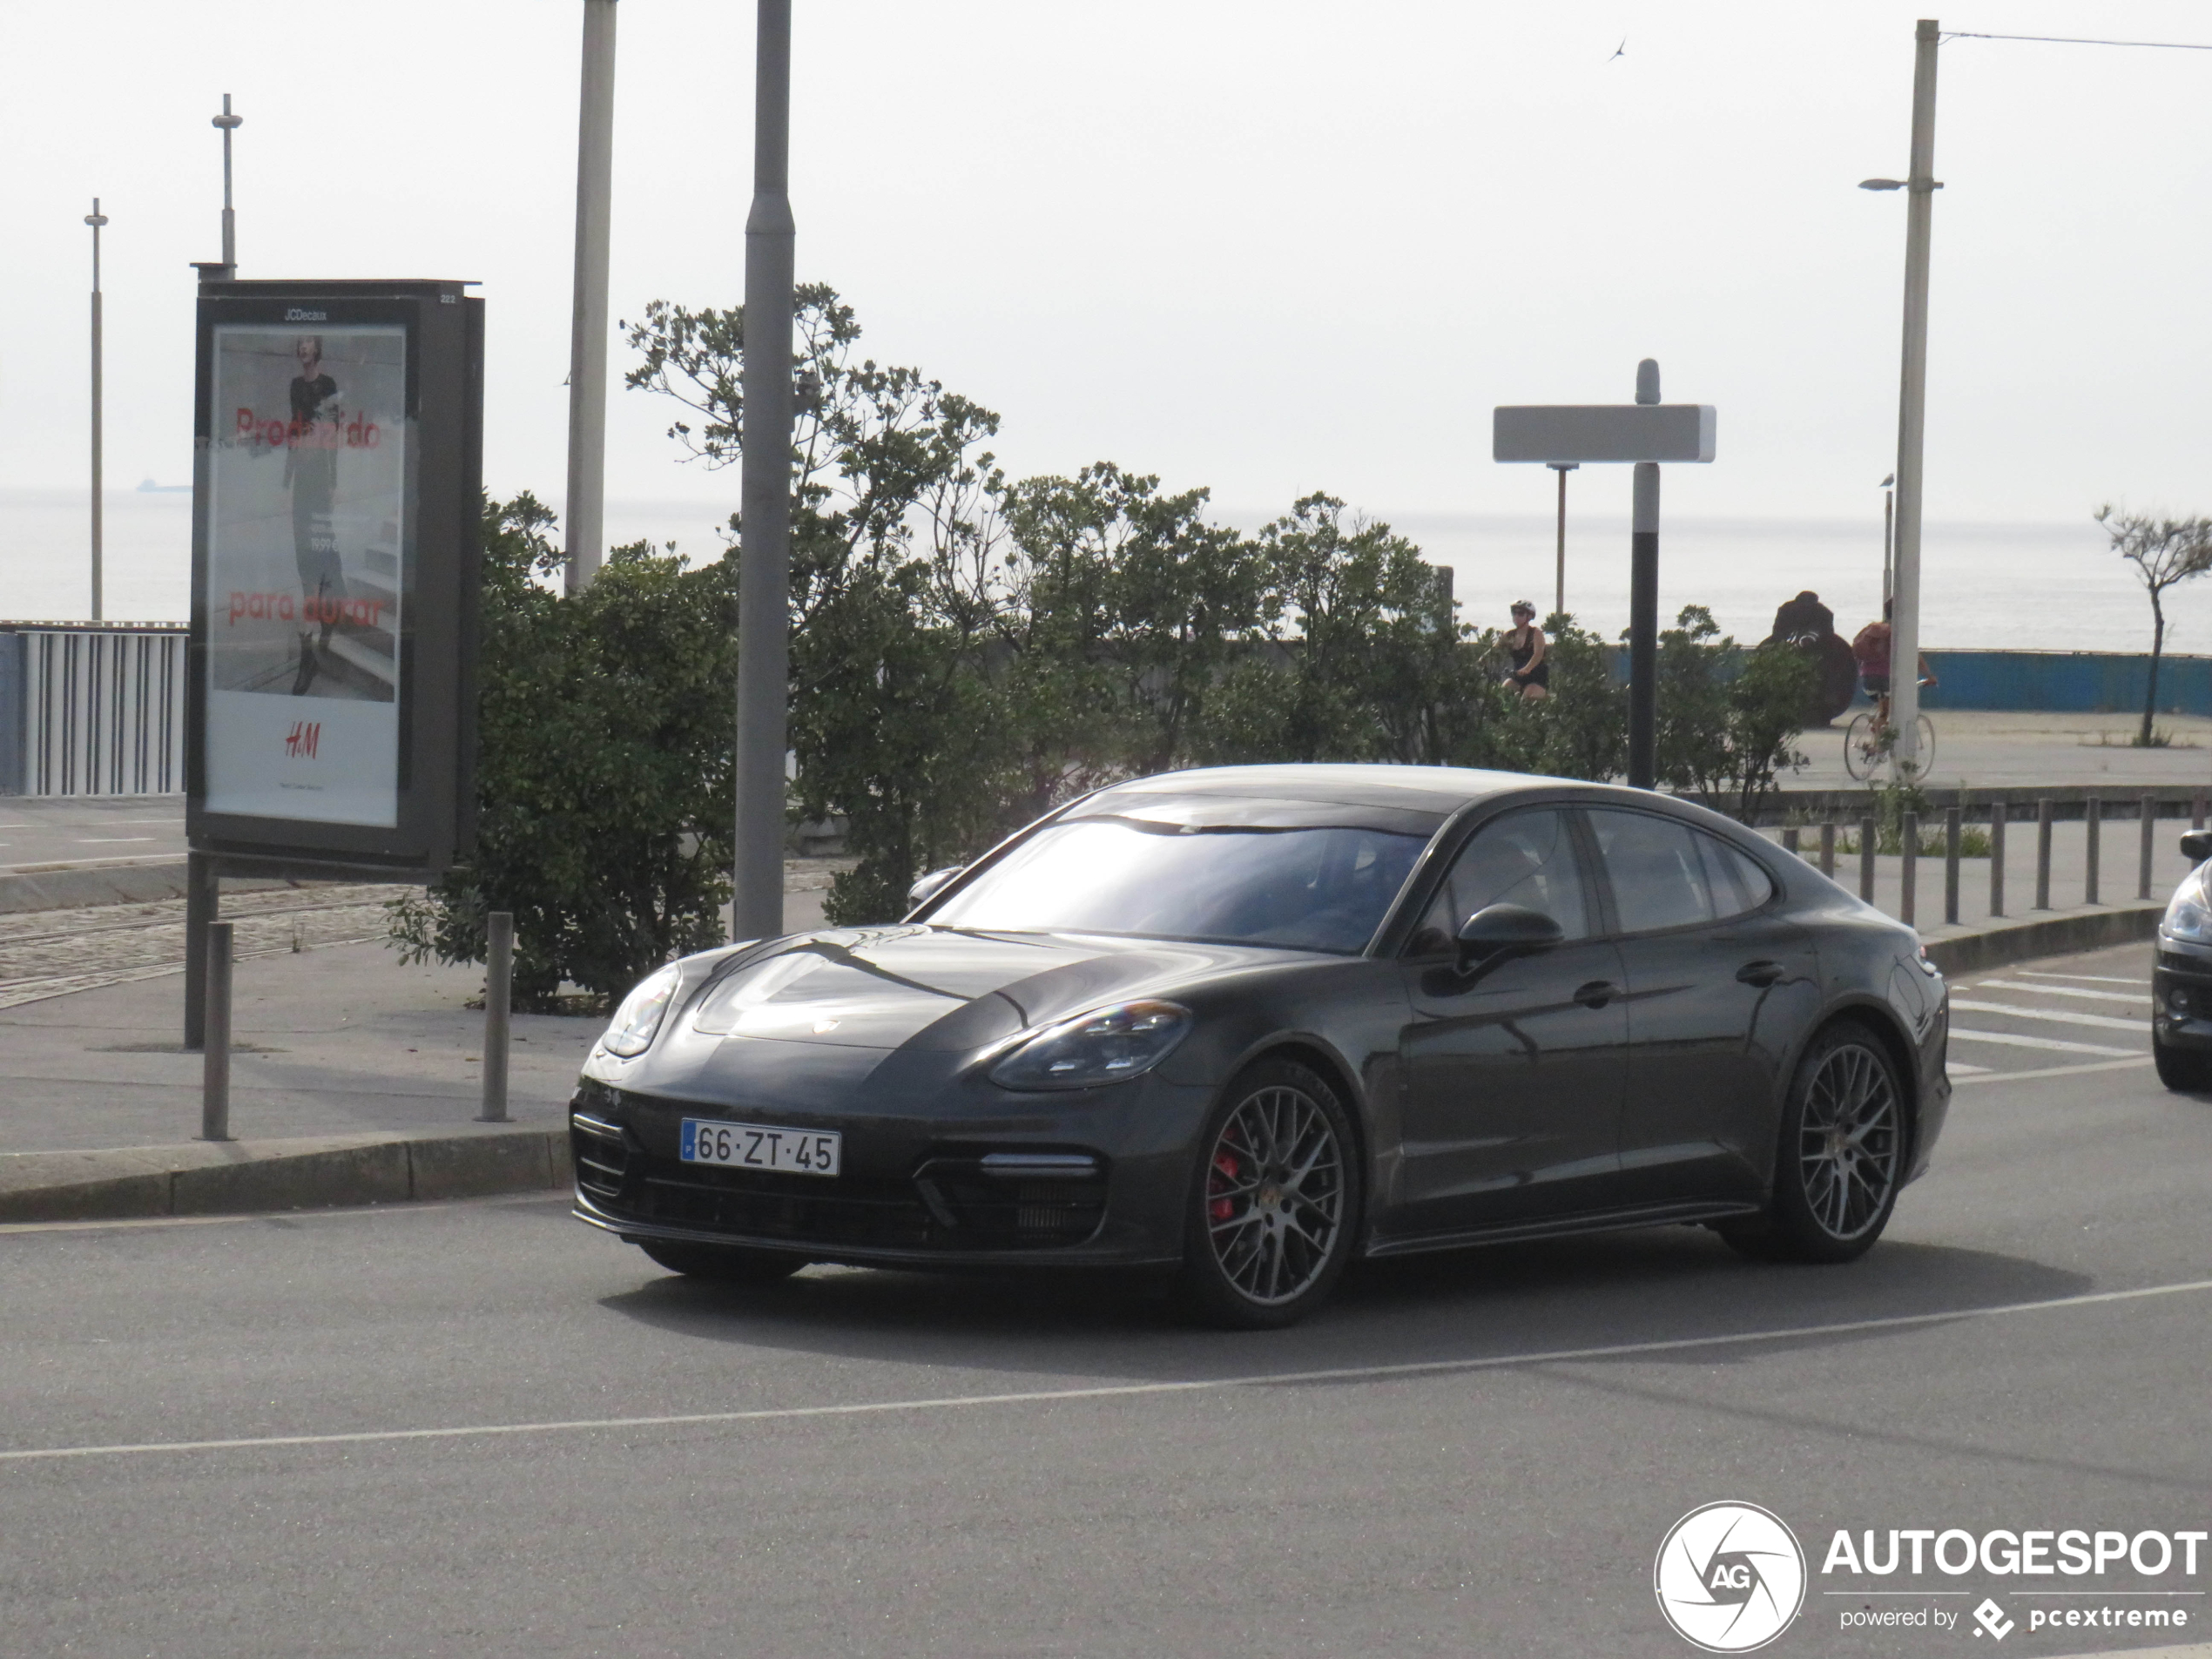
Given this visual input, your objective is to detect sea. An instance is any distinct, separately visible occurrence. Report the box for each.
[1,489,2192,657]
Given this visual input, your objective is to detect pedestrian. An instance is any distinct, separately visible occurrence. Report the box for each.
[1504,601,1550,701]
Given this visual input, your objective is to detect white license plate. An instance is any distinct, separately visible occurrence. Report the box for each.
[679,1118,841,1177]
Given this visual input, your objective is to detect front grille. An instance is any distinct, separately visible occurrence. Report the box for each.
[572,1098,1109,1252]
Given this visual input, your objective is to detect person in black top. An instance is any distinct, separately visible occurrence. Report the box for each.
[1503,600,1549,701]
[284,335,344,694]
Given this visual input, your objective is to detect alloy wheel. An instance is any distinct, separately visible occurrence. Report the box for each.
[1204,1083,1345,1305]
[1796,1042,1901,1241]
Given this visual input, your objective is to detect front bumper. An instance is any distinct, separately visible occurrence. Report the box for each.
[2153,937,2212,1049]
[568,1078,1199,1270]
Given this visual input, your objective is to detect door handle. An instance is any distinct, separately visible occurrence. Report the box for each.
[1736,960,1784,988]
[1573,980,1616,1008]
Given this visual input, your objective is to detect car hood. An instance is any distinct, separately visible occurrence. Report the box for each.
[687,926,1299,1052]
[596,926,1311,1107]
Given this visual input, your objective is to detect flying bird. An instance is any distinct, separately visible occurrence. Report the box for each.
[1609,37,1626,60]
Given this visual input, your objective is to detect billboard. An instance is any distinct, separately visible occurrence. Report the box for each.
[189,281,482,874]
[205,324,407,826]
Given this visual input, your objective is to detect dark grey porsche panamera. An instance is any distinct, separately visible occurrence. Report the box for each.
[570,765,1952,1327]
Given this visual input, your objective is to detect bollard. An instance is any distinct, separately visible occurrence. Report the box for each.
[1989,801,2006,918]
[2085,796,2101,905]
[1819,821,1836,879]
[1900,812,1919,926]
[2035,799,2054,910]
[478,911,514,1123]
[1859,815,1878,903]
[201,921,234,1143]
[1782,826,1800,858]
[2141,795,2157,901]
[1944,806,1960,925]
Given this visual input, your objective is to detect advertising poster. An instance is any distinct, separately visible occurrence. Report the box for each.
[203,325,407,826]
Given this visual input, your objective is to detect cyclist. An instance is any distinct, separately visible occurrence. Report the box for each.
[1851,599,1936,730]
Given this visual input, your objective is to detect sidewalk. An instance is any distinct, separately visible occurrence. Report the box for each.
[1787,708,2212,792]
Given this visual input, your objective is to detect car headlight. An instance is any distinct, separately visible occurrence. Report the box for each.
[2165,874,2212,943]
[601,964,682,1057]
[988,1000,1192,1091]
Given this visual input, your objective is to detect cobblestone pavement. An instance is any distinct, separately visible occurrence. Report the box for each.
[0,886,410,1011]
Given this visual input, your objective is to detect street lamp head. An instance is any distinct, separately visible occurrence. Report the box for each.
[1858,178,1905,191]
[212,92,242,130]
[84,199,108,228]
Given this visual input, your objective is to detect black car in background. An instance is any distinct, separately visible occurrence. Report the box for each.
[2151,826,2212,1089]
[570,765,1952,1327]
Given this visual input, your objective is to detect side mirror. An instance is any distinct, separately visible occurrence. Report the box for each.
[2183,831,2212,867]
[906,865,966,911]
[1454,902,1564,975]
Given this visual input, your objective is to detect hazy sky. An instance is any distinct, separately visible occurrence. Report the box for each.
[6,1,2212,542]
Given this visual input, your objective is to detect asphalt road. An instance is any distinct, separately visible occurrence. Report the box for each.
[1,942,2207,1658]
[0,795,185,870]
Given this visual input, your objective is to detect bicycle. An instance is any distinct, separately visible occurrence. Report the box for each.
[1843,701,1936,782]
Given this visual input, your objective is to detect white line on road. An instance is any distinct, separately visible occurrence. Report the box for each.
[1948,1028,2141,1057]
[1950,1000,2147,1033]
[3,1276,2208,1466]
[2020,970,2153,987]
[1973,980,2147,1005]
[1952,1056,2154,1087]
[1946,1061,1993,1074]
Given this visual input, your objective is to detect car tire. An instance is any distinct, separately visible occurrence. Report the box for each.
[637,1238,808,1284]
[1721,1022,1907,1265]
[2153,1031,2212,1092]
[1177,1057,1360,1331]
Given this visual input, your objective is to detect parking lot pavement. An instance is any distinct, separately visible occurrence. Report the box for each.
[0,796,185,870]
[1942,940,2158,1089]
[0,941,2206,1657]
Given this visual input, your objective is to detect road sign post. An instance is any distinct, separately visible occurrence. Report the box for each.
[1494,361,1716,790]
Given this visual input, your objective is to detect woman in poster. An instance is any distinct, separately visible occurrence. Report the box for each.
[284,335,344,693]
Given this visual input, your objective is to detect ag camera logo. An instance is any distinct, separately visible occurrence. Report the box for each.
[1656,1501,1808,1652]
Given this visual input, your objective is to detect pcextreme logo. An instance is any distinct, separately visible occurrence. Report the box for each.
[1656,1502,1809,1653]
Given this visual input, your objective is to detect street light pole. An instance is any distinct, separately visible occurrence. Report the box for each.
[1629,361,1662,790]
[85,199,108,623]
[733,0,795,942]
[212,95,241,280]
[1548,462,1577,619]
[1875,19,1941,767]
[565,0,618,593]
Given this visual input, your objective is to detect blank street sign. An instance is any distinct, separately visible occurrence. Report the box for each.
[1493,404,1716,465]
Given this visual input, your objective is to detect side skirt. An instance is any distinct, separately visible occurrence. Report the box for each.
[1361,1198,1767,1260]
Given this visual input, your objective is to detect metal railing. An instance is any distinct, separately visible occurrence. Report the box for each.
[0,624,186,797]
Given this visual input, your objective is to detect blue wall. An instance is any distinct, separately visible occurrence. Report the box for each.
[1919,651,2212,716]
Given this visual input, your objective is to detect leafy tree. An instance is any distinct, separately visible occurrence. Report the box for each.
[388,495,738,1008]
[1655,605,1813,822]
[2094,506,2212,746]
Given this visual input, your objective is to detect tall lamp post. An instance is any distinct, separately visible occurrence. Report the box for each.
[212,95,241,280]
[1547,462,1577,620]
[565,0,618,593]
[1860,17,1942,765]
[734,0,796,941]
[85,199,108,622]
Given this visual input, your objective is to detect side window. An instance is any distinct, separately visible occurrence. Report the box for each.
[1412,809,1589,952]
[1587,809,1715,934]
[1694,831,1776,920]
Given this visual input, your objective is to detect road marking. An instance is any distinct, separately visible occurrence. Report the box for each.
[1946,1061,1993,1074]
[3,1275,2209,1466]
[1950,999,2147,1033]
[72,838,155,844]
[1973,979,2146,1005]
[2020,970,2152,986]
[1948,1028,2141,1057]
[1952,1056,2154,1087]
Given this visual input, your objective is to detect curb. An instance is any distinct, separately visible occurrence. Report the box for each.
[1920,902,2161,977]
[0,1125,574,1224]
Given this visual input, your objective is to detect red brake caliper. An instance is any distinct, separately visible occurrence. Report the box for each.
[1209,1149,1239,1222]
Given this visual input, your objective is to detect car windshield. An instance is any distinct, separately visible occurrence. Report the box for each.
[927,815,1429,954]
